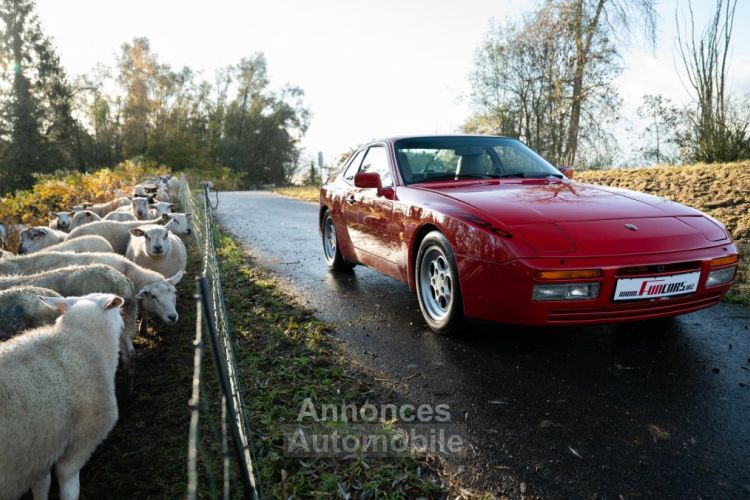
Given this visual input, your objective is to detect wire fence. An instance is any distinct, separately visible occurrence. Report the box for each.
[180,176,259,499]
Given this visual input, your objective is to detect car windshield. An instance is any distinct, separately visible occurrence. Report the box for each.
[394,137,563,184]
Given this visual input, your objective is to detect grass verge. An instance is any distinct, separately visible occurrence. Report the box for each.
[271,185,319,203]
[215,228,449,497]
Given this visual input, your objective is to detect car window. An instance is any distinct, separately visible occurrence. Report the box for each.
[359,146,393,187]
[397,147,495,182]
[342,149,365,184]
[394,137,561,183]
[493,143,553,176]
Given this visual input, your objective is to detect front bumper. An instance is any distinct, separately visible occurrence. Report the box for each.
[457,243,738,326]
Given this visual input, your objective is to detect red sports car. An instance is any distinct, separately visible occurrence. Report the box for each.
[318,135,739,334]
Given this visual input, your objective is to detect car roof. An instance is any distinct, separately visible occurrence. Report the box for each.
[376,134,515,145]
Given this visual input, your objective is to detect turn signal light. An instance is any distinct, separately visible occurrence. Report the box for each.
[535,269,603,280]
[710,254,739,267]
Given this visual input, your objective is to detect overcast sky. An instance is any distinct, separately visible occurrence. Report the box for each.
[35,0,750,165]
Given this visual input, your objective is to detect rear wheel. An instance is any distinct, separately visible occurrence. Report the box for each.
[415,231,464,335]
[322,210,355,271]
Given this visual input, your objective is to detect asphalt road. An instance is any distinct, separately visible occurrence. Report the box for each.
[217,191,750,499]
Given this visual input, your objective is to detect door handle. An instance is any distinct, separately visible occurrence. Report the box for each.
[346,195,356,205]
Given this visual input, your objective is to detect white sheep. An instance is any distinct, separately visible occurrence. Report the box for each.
[0,265,139,387]
[48,212,73,232]
[72,197,131,217]
[130,196,153,220]
[103,210,137,221]
[68,210,102,230]
[18,227,68,254]
[150,201,176,218]
[160,212,193,236]
[0,251,183,325]
[126,225,187,279]
[0,286,62,341]
[0,293,124,500]
[67,219,167,255]
[39,235,114,254]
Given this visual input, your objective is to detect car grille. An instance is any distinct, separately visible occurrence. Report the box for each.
[616,261,702,276]
[547,291,723,323]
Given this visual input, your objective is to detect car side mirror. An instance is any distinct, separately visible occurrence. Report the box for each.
[354,172,383,195]
[559,167,574,179]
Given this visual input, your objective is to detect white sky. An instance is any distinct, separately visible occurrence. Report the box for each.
[35,0,750,165]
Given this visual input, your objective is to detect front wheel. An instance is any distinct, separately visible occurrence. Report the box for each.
[321,210,355,271]
[415,231,464,335]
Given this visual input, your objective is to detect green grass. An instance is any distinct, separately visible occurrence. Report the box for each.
[215,230,449,497]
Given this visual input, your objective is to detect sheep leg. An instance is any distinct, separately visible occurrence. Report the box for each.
[55,465,80,500]
[31,471,51,499]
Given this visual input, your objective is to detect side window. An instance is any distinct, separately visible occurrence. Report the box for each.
[342,150,365,184]
[358,146,393,187]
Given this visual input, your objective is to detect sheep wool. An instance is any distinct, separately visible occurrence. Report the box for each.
[0,293,124,500]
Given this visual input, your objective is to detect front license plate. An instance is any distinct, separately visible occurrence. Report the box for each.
[613,271,701,301]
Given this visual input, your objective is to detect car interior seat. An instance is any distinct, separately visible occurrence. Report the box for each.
[457,154,486,177]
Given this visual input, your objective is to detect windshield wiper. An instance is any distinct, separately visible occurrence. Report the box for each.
[525,173,564,179]
[497,172,525,178]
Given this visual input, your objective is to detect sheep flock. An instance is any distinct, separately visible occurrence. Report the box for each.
[0,175,193,500]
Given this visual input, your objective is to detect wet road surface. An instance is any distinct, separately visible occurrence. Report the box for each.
[217,191,750,498]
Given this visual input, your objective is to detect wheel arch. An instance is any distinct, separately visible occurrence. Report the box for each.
[407,223,442,290]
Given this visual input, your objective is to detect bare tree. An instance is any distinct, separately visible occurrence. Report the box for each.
[676,0,749,162]
[467,0,656,167]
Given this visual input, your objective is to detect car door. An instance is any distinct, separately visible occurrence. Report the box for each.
[353,145,398,264]
[340,149,366,247]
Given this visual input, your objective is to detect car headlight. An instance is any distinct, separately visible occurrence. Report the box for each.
[533,283,600,301]
[706,267,736,287]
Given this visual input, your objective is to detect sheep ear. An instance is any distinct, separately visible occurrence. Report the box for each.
[40,296,66,313]
[130,228,145,237]
[185,213,192,219]
[169,203,177,209]
[135,288,146,299]
[102,295,124,310]
[68,211,75,216]
[49,212,58,218]
[167,270,184,285]
[161,213,170,221]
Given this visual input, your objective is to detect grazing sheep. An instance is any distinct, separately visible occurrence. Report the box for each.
[160,212,193,236]
[18,227,67,254]
[69,210,101,230]
[49,212,73,232]
[67,219,166,255]
[104,210,137,221]
[0,265,139,385]
[73,197,131,217]
[126,225,187,279]
[0,252,184,325]
[39,235,114,254]
[150,201,176,218]
[0,293,124,500]
[0,287,62,341]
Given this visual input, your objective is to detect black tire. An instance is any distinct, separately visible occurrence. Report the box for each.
[415,231,465,335]
[321,210,355,271]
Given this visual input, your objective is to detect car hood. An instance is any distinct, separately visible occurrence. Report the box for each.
[416,179,699,223]
[414,180,728,256]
